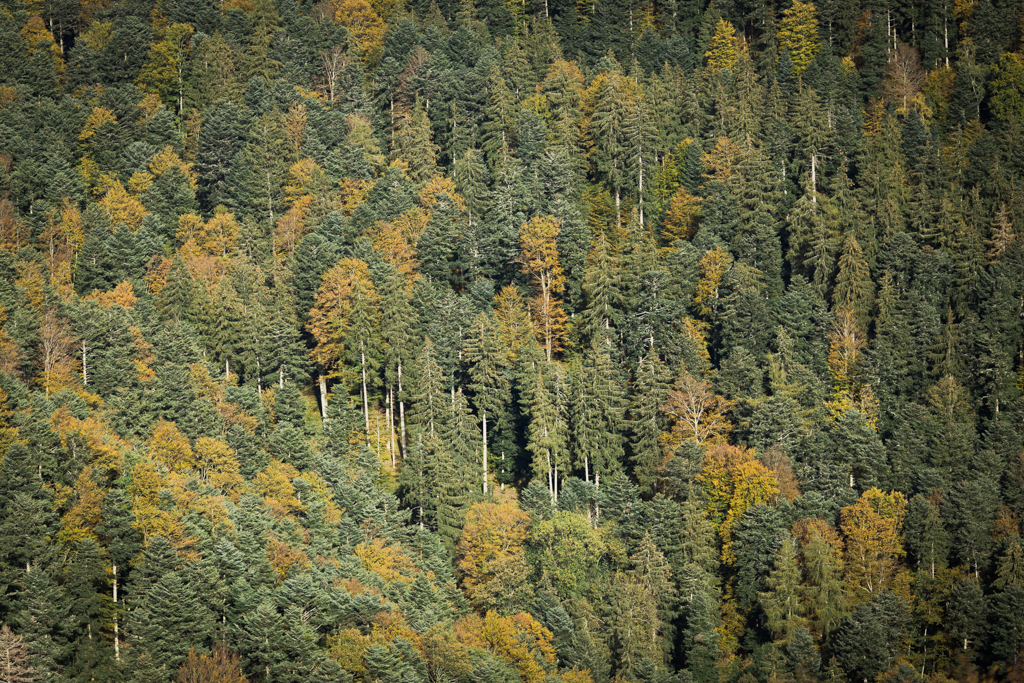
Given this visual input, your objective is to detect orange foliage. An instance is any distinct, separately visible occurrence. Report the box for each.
[87,281,137,309]
[177,644,248,683]
[267,534,312,580]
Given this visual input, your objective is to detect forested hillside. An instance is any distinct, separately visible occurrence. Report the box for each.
[0,0,1023,679]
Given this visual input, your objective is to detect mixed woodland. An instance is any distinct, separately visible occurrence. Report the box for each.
[1,0,1024,680]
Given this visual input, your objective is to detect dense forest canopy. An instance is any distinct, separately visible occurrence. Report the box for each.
[0,0,1023,680]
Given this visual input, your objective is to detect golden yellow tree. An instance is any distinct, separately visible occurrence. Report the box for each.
[456,501,532,611]
[704,19,741,72]
[693,247,733,319]
[777,1,821,75]
[660,368,734,449]
[306,258,376,417]
[519,215,567,361]
[493,285,536,361]
[335,0,386,64]
[661,185,701,243]
[841,488,907,602]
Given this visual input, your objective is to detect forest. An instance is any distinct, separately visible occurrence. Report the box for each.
[0,0,1023,679]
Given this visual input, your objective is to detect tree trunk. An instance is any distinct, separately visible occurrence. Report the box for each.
[482,410,488,494]
[82,342,87,386]
[112,563,120,662]
[319,374,328,420]
[361,347,370,442]
[398,362,407,459]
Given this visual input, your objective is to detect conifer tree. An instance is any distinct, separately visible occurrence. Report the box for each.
[466,312,510,494]
[629,351,670,493]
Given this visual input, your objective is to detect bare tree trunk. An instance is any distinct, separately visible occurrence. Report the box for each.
[113,563,120,662]
[398,363,407,458]
[82,342,87,386]
[361,347,370,442]
[319,374,328,420]
[482,410,488,494]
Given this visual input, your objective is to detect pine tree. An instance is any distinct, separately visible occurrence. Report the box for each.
[629,352,670,493]
[409,338,447,441]
[526,362,569,502]
[380,269,418,461]
[579,233,624,349]
[466,312,510,495]
[759,536,808,643]
[391,97,439,184]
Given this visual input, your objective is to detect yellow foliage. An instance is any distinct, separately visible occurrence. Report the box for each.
[198,211,240,256]
[456,501,531,608]
[274,195,314,258]
[193,436,242,490]
[149,146,198,188]
[720,458,779,564]
[335,0,386,62]
[455,611,556,683]
[253,460,305,518]
[130,325,156,382]
[778,0,821,75]
[339,177,374,217]
[98,180,148,232]
[327,629,371,674]
[493,285,535,361]
[20,15,64,79]
[661,185,701,243]
[704,19,741,72]
[80,107,117,142]
[520,215,567,361]
[841,488,907,602]
[149,419,194,472]
[371,610,422,649]
[77,21,113,51]
[418,175,467,212]
[354,537,419,585]
[693,247,733,317]
[370,220,419,282]
[58,466,104,545]
[660,368,734,449]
